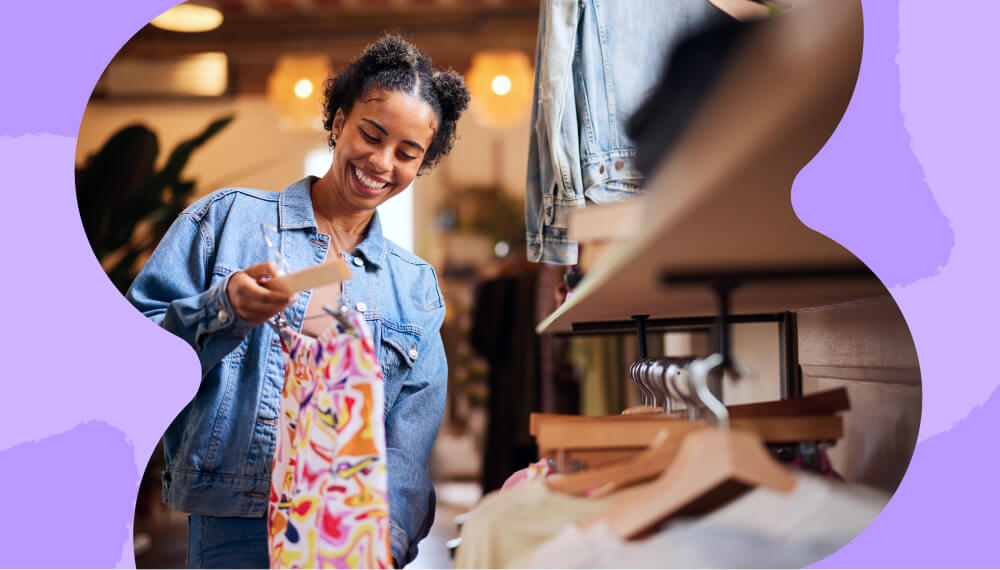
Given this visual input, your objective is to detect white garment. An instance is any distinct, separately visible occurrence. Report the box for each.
[454,480,654,569]
[521,474,890,568]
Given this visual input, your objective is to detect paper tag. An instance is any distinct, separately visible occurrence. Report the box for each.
[266,258,351,294]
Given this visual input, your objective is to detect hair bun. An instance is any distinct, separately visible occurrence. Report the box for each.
[362,34,420,74]
[432,69,471,122]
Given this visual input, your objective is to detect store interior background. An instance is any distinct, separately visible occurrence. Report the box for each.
[75,1,921,567]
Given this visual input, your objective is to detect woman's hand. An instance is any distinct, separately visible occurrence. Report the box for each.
[226,261,298,324]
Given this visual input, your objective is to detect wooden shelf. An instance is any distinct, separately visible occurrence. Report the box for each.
[537,0,882,335]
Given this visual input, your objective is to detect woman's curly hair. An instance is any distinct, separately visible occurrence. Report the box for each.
[322,34,471,174]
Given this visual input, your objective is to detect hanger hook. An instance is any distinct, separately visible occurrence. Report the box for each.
[634,359,653,406]
[650,359,672,414]
[648,359,667,410]
[660,360,679,414]
[670,360,701,421]
[644,360,661,409]
[687,353,728,429]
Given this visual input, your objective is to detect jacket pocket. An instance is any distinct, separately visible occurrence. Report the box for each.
[380,323,422,369]
[379,322,422,412]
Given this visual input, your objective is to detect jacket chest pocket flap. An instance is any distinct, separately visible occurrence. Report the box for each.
[380,324,422,370]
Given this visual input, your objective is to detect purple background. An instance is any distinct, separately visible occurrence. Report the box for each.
[0,0,996,567]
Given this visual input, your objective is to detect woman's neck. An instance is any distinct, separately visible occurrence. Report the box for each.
[310,173,374,236]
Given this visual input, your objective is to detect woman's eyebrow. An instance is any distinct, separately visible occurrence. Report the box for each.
[361,118,426,153]
[361,118,389,136]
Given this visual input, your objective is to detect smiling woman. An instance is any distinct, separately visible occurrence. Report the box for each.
[313,91,435,222]
[125,34,470,569]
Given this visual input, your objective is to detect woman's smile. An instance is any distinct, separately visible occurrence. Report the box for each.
[350,163,392,197]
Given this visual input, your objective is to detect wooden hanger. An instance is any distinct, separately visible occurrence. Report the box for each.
[546,429,680,497]
[585,355,797,540]
[589,428,797,538]
[543,414,840,497]
[546,388,850,497]
[620,405,665,415]
[529,387,849,435]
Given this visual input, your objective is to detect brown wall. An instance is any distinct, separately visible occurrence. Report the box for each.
[797,295,922,493]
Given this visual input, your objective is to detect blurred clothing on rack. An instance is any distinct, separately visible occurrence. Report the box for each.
[536,263,580,416]
[520,474,888,568]
[470,271,541,493]
[456,473,888,568]
[454,479,654,569]
[501,458,555,492]
[525,0,727,264]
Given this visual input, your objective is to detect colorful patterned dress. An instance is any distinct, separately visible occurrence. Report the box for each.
[268,312,392,569]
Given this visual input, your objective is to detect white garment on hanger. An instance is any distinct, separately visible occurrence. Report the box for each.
[520,474,889,568]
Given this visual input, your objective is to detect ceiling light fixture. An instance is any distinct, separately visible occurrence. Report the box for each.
[466,50,533,128]
[267,55,331,130]
[151,1,224,33]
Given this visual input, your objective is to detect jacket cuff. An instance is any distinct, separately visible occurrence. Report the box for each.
[390,520,411,567]
[200,271,255,339]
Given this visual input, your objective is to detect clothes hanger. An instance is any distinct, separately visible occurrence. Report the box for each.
[545,356,702,496]
[259,221,351,296]
[623,359,665,415]
[529,386,849,437]
[624,357,697,416]
[261,221,354,336]
[545,427,681,497]
[546,357,700,496]
[585,353,797,540]
[664,356,702,421]
[269,302,358,338]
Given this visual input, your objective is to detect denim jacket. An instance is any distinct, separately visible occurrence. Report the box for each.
[126,176,447,565]
[525,0,725,264]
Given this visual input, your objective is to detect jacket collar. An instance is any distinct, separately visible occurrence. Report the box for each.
[278,176,386,269]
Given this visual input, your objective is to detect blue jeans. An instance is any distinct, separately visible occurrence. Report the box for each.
[187,515,268,569]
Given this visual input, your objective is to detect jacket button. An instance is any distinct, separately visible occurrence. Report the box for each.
[615,160,624,171]
[599,165,605,174]
[352,256,364,267]
[409,348,419,360]
[217,310,228,322]
[355,302,367,312]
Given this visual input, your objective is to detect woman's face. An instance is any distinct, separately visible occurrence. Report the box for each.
[328,88,437,212]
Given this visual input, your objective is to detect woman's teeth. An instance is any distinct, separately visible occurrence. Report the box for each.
[354,166,389,190]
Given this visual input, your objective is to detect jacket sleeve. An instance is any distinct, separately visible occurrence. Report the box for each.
[126,211,256,377]
[385,296,448,566]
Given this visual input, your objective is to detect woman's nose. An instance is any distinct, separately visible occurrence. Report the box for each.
[369,147,392,172]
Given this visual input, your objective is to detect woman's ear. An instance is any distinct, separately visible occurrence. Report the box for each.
[332,109,345,139]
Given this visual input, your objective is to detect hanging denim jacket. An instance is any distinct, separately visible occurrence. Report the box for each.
[126,177,446,565]
[525,0,726,264]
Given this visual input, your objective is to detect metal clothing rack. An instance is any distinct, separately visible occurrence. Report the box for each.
[556,266,874,401]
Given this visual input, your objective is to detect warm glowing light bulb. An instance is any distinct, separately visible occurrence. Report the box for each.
[294,78,314,99]
[491,75,512,96]
[151,3,224,33]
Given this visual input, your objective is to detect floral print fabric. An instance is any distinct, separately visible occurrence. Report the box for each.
[500,458,555,492]
[268,313,392,569]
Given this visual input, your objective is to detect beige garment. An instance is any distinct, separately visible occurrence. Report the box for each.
[518,473,890,568]
[454,480,654,569]
[300,225,364,337]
